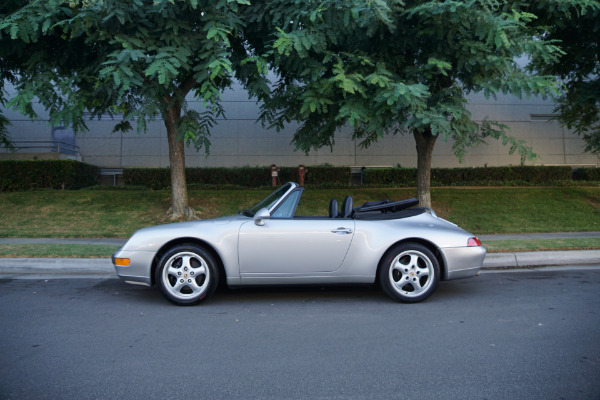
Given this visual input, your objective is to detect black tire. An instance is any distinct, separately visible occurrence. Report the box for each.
[155,244,219,306]
[379,242,440,303]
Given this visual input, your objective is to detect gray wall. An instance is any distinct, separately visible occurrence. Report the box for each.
[2,81,599,168]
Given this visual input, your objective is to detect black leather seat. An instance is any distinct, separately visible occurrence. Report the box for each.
[329,198,338,218]
[340,196,353,218]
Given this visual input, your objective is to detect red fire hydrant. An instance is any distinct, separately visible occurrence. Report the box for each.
[270,164,280,187]
[298,165,308,186]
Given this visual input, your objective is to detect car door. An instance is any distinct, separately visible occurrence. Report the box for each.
[238,218,355,274]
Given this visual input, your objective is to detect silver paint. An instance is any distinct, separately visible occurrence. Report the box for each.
[113,182,486,293]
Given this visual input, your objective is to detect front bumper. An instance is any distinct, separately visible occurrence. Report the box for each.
[439,246,487,280]
[111,250,156,286]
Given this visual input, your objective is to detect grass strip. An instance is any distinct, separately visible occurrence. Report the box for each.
[484,238,600,253]
[1,239,599,258]
[0,244,121,258]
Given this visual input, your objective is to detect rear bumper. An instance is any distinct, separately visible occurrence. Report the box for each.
[439,246,487,280]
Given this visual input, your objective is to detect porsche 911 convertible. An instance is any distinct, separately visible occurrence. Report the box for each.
[112,182,486,305]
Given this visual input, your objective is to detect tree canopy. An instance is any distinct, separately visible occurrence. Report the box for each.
[1,0,597,211]
[526,0,600,154]
[243,0,577,205]
[0,0,265,219]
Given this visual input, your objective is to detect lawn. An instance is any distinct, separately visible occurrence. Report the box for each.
[0,186,598,238]
[437,187,600,234]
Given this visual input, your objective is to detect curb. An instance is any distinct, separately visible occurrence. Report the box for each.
[0,250,598,277]
[482,250,600,269]
[0,258,116,278]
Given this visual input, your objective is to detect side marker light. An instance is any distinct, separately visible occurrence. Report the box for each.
[114,258,131,266]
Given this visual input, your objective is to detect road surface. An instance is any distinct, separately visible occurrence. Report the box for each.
[1,268,599,399]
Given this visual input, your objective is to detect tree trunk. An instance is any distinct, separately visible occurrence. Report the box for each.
[164,103,197,220]
[413,128,438,208]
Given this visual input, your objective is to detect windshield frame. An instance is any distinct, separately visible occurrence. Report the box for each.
[242,182,298,217]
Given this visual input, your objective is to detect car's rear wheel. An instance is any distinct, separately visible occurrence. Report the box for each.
[156,244,218,306]
[379,243,439,303]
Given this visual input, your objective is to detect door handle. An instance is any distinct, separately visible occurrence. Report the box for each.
[331,228,353,234]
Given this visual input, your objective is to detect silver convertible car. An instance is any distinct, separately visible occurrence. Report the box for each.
[112,182,486,305]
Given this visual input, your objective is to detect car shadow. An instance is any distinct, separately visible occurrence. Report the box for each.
[94,277,482,306]
[213,284,385,304]
[97,278,389,305]
[93,278,166,305]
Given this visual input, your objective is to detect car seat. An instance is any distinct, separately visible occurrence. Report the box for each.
[340,196,353,218]
[329,198,338,218]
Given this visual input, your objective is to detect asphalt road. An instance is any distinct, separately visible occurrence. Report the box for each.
[1,269,600,400]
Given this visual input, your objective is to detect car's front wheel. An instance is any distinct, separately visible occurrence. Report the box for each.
[156,244,219,306]
[379,243,440,303]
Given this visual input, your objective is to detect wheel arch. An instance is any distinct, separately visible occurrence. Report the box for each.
[150,237,226,287]
[376,238,447,284]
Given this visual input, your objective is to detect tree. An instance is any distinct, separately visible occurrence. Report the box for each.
[526,1,600,154]
[0,0,23,152]
[0,110,11,151]
[244,0,564,207]
[0,78,10,150]
[0,0,263,219]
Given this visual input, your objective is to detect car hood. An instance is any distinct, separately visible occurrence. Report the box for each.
[121,214,249,252]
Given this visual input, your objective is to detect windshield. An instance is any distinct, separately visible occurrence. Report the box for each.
[241,183,294,217]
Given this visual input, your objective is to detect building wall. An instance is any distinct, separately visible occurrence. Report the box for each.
[2,81,599,168]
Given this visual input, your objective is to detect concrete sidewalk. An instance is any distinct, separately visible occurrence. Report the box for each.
[0,250,599,278]
[0,250,600,279]
[0,233,599,277]
[481,231,600,268]
[0,257,116,279]
[482,250,600,269]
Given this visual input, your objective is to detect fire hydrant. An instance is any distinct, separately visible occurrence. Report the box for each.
[298,165,308,186]
[270,164,280,187]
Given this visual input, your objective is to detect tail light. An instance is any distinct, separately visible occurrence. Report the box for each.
[467,237,482,247]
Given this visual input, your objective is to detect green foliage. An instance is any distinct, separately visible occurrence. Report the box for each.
[364,166,575,186]
[246,0,562,161]
[0,0,271,217]
[555,80,600,154]
[0,113,12,151]
[484,238,600,253]
[123,166,351,189]
[0,244,121,258]
[293,166,350,186]
[525,1,600,154]
[122,165,590,189]
[0,160,99,191]
[0,0,265,150]
[123,168,170,189]
[573,167,600,181]
[0,85,13,150]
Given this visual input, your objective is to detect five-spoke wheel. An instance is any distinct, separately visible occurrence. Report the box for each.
[156,244,218,305]
[379,243,440,303]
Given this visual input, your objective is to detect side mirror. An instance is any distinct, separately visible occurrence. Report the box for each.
[254,208,270,226]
